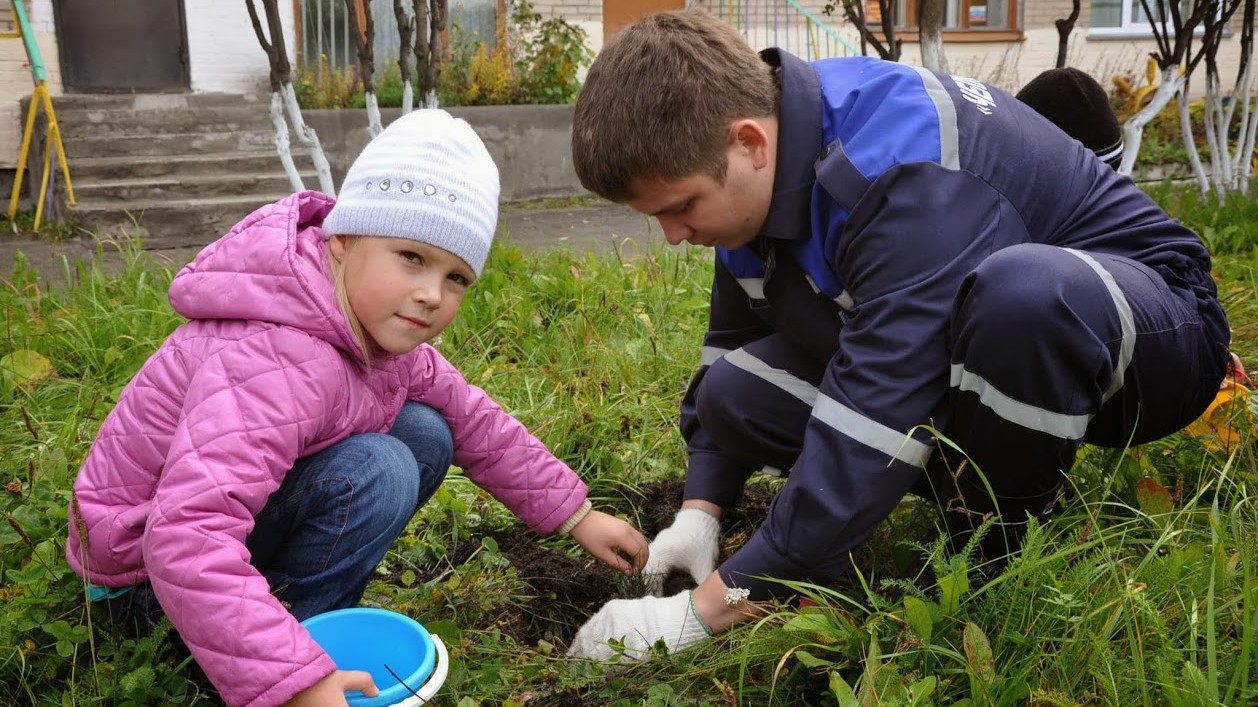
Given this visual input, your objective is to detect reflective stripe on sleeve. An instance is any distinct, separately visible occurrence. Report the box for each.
[701,346,730,367]
[907,66,961,170]
[723,348,818,405]
[725,348,930,467]
[736,277,766,300]
[812,393,933,468]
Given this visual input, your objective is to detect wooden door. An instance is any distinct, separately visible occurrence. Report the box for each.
[53,0,189,92]
[602,0,685,45]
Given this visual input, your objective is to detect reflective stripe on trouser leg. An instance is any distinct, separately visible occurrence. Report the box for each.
[940,245,1133,504]
[938,245,1227,528]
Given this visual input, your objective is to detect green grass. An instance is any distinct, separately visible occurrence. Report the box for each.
[2,188,1257,705]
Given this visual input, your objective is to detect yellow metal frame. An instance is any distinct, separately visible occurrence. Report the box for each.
[5,0,75,231]
[8,83,75,230]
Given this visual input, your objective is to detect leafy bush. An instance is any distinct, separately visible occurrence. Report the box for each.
[294,1,591,109]
[438,0,593,106]
[293,53,362,109]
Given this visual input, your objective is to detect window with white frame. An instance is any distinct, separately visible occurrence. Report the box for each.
[1091,0,1197,34]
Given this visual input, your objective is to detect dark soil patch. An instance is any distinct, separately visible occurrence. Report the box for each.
[414,478,778,647]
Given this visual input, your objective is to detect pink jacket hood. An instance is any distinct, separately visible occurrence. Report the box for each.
[168,190,362,361]
[66,192,588,707]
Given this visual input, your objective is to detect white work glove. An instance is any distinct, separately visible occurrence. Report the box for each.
[567,591,712,661]
[641,507,720,596]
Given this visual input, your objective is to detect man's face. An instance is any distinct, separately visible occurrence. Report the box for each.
[625,121,775,250]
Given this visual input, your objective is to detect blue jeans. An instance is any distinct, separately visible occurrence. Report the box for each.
[107,401,452,634]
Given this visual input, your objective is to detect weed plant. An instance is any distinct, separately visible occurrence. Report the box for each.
[1,189,1256,704]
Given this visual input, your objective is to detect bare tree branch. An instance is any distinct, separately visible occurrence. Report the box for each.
[1053,0,1081,68]
[245,0,281,91]
[827,0,900,61]
[394,0,414,85]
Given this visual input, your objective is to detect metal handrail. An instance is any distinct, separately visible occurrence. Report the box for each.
[783,0,860,56]
[708,0,860,60]
[9,0,45,83]
[6,0,75,229]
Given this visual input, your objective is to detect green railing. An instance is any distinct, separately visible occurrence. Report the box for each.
[9,0,44,82]
[708,0,860,60]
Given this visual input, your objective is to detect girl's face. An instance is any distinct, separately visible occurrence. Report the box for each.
[329,235,474,355]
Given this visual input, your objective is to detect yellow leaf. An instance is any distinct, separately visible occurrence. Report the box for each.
[1183,382,1254,453]
[1,349,54,389]
[1135,477,1174,515]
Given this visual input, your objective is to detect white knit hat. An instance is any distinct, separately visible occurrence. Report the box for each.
[323,109,501,276]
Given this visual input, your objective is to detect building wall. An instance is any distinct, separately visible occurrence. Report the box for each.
[185,0,295,94]
[684,0,1243,96]
[531,0,601,23]
[530,0,604,62]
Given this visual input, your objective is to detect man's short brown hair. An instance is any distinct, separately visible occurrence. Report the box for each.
[571,9,778,202]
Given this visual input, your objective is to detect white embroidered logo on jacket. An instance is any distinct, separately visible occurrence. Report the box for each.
[952,75,997,115]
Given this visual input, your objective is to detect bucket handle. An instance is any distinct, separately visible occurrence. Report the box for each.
[391,636,449,707]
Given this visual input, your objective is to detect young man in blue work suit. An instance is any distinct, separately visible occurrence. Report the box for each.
[565,9,1233,660]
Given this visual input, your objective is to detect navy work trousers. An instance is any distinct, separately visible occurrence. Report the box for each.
[690,244,1230,546]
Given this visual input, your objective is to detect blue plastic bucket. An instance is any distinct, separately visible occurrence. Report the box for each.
[301,608,442,706]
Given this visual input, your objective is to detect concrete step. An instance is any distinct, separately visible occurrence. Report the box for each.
[69,192,296,243]
[70,152,315,180]
[42,92,332,244]
[72,173,317,202]
[51,92,269,112]
[54,106,272,136]
[67,130,280,158]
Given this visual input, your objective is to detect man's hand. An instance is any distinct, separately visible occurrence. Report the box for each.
[281,670,378,706]
[642,507,720,595]
[566,591,711,661]
[570,510,649,573]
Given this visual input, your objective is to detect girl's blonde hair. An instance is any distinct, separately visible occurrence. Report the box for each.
[327,238,374,367]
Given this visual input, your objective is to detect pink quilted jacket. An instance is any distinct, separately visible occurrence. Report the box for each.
[66,191,588,707]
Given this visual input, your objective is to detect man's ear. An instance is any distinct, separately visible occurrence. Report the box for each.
[729,119,771,169]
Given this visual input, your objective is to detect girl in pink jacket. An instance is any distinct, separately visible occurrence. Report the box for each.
[66,110,648,707]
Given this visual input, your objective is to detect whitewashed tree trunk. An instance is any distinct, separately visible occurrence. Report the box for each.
[1228,55,1256,193]
[366,92,382,137]
[1239,86,1258,194]
[1118,69,1185,177]
[920,37,948,73]
[270,92,304,192]
[918,0,949,73]
[281,82,337,196]
[1179,90,1211,194]
[395,0,415,115]
[423,89,438,109]
[1204,77,1233,194]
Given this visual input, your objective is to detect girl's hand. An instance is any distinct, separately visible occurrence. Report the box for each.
[570,510,649,574]
[282,670,378,706]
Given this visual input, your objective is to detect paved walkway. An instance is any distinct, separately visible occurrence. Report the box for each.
[0,202,661,285]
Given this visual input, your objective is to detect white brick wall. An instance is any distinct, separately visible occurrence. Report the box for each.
[531,0,601,23]
[1,1,62,169]
[185,0,295,94]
